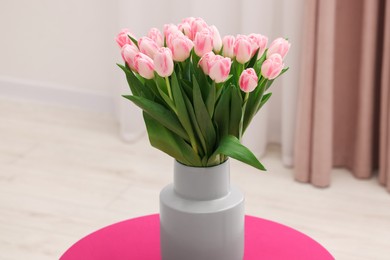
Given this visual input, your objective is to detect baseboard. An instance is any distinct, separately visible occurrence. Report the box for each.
[0,76,115,115]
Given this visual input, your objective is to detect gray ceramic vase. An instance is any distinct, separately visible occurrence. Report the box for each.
[160,159,245,260]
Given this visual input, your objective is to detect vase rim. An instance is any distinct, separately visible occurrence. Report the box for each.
[175,158,229,169]
[173,159,230,200]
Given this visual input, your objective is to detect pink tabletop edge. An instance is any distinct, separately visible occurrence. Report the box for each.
[61,214,334,260]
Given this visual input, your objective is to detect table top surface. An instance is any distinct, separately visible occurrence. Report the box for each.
[61,214,334,260]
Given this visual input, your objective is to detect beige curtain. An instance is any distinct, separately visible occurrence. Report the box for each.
[294,0,390,191]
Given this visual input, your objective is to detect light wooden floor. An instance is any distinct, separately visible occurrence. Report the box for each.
[0,98,389,260]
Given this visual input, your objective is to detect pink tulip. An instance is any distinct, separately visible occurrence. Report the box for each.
[163,23,179,41]
[166,30,184,48]
[208,55,232,83]
[147,28,164,47]
[121,44,139,71]
[234,35,252,64]
[153,47,174,77]
[194,28,214,57]
[267,37,290,59]
[190,17,209,40]
[261,53,284,80]
[222,35,235,58]
[248,33,268,59]
[239,68,258,93]
[116,29,136,48]
[178,22,192,39]
[198,52,216,75]
[209,25,222,52]
[134,53,155,79]
[170,35,194,62]
[138,37,160,59]
[182,17,196,25]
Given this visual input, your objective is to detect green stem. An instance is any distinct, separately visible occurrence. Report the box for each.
[239,92,250,140]
[190,136,199,155]
[259,76,266,86]
[244,91,250,103]
[165,77,173,100]
[236,63,245,88]
[191,51,200,68]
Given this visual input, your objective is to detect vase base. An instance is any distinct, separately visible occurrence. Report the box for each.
[160,184,245,260]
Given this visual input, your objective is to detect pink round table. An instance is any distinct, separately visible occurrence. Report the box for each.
[61,214,334,260]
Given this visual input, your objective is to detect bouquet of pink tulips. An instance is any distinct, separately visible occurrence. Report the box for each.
[116,17,290,170]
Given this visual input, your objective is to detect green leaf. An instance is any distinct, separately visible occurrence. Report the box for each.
[229,85,243,137]
[128,35,139,48]
[156,86,177,113]
[154,74,168,94]
[183,59,192,81]
[117,64,142,97]
[232,62,244,87]
[182,93,206,158]
[144,79,160,101]
[210,135,266,171]
[143,113,202,166]
[246,48,260,69]
[281,67,289,74]
[264,67,289,91]
[242,79,267,132]
[193,75,216,155]
[197,68,210,96]
[154,76,177,113]
[214,86,231,139]
[188,59,209,101]
[122,95,189,142]
[171,71,198,152]
[254,51,267,75]
[257,93,272,112]
[205,82,216,117]
[180,79,193,100]
[265,67,289,91]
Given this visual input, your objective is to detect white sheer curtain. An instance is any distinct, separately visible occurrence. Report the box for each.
[116,0,304,166]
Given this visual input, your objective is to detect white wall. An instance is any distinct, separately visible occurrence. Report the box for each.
[0,0,118,110]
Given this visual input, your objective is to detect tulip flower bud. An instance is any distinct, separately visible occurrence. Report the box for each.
[134,53,155,79]
[248,33,268,59]
[239,68,258,93]
[222,35,235,58]
[138,37,160,59]
[191,17,209,40]
[261,53,284,80]
[116,29,136,48]
[194,28,214,57]
[154,47,174,77]
[121,44,139,71]
[147,28,164,47]
[166,30,185,49]
[208,55,232,83]
[234,35,252,64]
[198,52,216,75]
[170,35,194,62]
[182,17,196,25]
[178,22,192,39]
[163,23,179,42]
[267,37,290,59]
[209,25,222,52]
